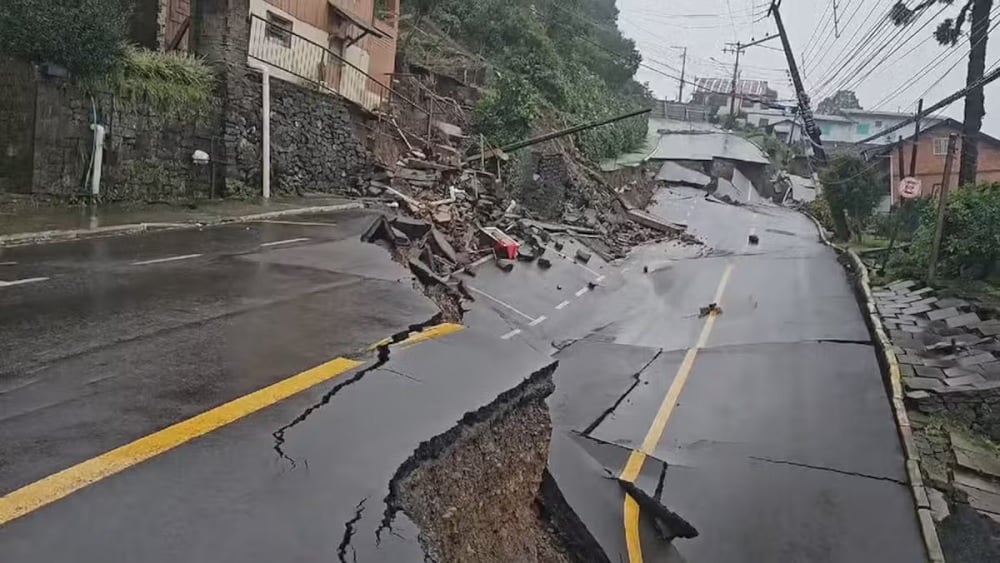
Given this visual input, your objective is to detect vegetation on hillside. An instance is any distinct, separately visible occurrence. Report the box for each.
[400,0,653,161]
[819,153,884,241]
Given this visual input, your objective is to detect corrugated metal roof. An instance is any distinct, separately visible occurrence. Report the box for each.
[693,78,770,97]
[648,132,770,165]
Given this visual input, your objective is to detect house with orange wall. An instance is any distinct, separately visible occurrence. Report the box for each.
[868,119,1000,205]
[136,0,400,111]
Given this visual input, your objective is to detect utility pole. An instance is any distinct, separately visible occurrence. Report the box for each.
[928,133,958,280]
[909,98,923,177]
[769,0,827,166]
[896,137,906,190]
[673,46,688,102]
[723,41,742,118]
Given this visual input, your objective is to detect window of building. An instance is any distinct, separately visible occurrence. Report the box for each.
[759,118,770,127]
[820,123,832,136]
[856,122,870,135]
[741,97,753,108]
[265,12,293,48]
[875,120,883,128]
[933,137,950,155]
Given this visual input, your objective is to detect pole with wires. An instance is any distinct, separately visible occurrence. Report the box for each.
[770,0,828,166]
[928,134,959,280]
[724,41,742,117]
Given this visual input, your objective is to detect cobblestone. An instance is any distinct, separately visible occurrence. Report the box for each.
[928,307,961,321]
[915,366,946,378]
[960,353,996,367]
[947,312,982,329]
[947,374,988,387]
[907,376,946,390]
[946,367,980,378]
[936,298,970,309]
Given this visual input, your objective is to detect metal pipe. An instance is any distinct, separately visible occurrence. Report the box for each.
[261,66,271,200]
[466,108,651,162]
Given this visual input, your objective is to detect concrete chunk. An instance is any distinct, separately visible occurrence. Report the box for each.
[953,433,1000,479]
[905,377,944,390]
[945,374,987,387]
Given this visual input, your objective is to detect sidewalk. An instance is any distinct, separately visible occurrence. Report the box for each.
[0,195,363,246]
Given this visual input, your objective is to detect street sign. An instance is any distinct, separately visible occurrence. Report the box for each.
[899,176,922,199]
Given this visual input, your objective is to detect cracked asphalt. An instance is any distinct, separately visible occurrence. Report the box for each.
[0,189,926,562]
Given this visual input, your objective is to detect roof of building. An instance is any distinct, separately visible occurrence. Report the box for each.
[812,113,855,123]
[648,131,770,165]
[692,78,772,97]
[839,108,921,119]
[867,118,1000,155]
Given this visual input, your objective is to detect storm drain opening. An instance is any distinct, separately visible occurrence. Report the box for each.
[378,363,607,562]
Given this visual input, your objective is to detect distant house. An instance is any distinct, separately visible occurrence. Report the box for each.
[131,0,401,112]
[690,78,778,117]
[864,119,1000,205]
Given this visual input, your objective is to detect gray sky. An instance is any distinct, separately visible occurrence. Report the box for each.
[616,0,1000,136]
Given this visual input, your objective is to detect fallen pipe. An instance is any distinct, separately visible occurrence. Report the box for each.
[466,108,652,162]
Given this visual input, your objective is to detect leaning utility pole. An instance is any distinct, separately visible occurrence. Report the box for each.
[674,46,688,102]
[928,133,958,280]
[769,0,827,165]
[723,42,742,117]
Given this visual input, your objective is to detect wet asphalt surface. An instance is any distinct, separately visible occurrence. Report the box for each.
[0,190,926,562]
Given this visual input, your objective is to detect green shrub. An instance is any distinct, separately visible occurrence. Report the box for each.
[819,153,883,241]
[805,197,834,232]
[889,183,1000,279]
[0,0,131,79]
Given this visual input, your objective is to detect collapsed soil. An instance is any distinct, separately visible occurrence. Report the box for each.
[397,382,572,563]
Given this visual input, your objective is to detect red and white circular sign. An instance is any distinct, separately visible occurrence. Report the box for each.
[898,177,922,199]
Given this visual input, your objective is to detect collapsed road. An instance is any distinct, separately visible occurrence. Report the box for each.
[0,186,927,561]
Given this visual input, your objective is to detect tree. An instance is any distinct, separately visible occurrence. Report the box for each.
[817,90,863,115]
[819,153,884,241]
[0,0,131,79]
[891,0,994,187]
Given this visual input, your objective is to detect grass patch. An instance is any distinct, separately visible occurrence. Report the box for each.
[86,46,215,122]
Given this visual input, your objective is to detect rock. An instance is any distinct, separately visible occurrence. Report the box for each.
[433,209,453,224]
[575,248,592,264]
[408,259,448,286]
[517,248,537,262]
[537,257,552,269]
[367,184,385,197]
[392,216,432,239]
[429,228,458,265]
[554,241,564,252]
[748,234,759,245]
[495,258,515,272]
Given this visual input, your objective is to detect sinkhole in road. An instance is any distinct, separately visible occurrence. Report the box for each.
[373,362,608,563]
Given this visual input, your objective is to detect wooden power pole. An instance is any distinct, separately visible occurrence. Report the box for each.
[770,0,827,166]
[928,133,959,280]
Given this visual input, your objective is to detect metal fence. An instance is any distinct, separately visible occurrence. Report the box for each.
[247,14,389,112]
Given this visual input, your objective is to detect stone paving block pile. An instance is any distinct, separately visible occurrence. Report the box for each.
[875,279,1000,534]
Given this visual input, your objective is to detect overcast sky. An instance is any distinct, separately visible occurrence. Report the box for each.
[616,0,1000,135]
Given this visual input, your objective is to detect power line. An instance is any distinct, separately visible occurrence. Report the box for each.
[823,1,955,99]
[805,0,895,85]
[805,0,868,73]
[871,7,1000,110]
[854,55,1000,144]
[802,0,838,66]
[811,1,948,101]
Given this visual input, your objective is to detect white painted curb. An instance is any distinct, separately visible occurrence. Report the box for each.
[0,202,364,248]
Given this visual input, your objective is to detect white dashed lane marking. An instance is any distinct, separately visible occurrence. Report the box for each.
[556,300,571,310]
[260,237,310,247]
[468,286,537,322]
[501,329,522,340]
[575,287,589,297]
[0,277,49,288]
[529,316,547,327]
[131,253,203,266]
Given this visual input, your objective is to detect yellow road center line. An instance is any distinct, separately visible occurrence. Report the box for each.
[0,356,362,526]
[620,262,734,562]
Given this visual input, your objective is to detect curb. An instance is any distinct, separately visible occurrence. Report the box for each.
[0,202,365,248]
[801,210,946,563]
